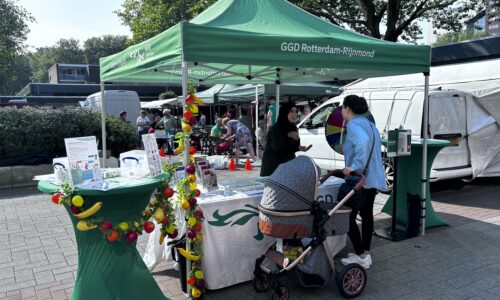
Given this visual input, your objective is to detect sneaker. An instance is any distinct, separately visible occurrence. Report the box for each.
[347,253,372,266]
[341,254,370,269]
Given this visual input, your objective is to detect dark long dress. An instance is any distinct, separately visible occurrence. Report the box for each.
[260,123,300,176]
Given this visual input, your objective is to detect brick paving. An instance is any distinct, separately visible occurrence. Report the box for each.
[0,177,499,299]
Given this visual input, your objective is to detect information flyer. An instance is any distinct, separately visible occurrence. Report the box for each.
[142,133,163,177]
[64,136,103,187]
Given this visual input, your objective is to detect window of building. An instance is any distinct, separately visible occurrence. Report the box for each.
[59,67,86,81]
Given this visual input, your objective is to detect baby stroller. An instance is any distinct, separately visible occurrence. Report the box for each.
[254,156,367,299]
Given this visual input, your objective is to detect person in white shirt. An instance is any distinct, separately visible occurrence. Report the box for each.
[199,111,207,127]
[136,110,151,141]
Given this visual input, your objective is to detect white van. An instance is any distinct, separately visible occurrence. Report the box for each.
[84,90,141,127]
[297,89,488,191]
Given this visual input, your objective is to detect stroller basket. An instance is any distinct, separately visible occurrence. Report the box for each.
[259,202,351,238]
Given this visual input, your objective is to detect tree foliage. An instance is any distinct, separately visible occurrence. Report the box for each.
[291,0,498,43]
[115,0,216,45]
[0,0,34,95]
[116,0,495,44]
[83,35,129,64]
[433,29,489,46]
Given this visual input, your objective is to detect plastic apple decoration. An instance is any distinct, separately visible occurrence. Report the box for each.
[188,198,197,206]
[191,288,201,298]
[186,94,195,104]
[143,221,155,233]
[167,228,178,239]
[51,192,62,204]
[197,279,205,289]
[195,210,204,219]
[163,187,174,198]
[186,165,196,174]
[187,229,196,239]
[194,270,204,279]
[194,224,202,232]
[187,277,196,286]
[161,215,169,225]
[183,110,193,120]
[100,221,113,233]
[71,195,84,207]
[189,117,197,126]
[188,216,197,226]
[195,189,201,197]
[125,231,138,243]
[70,205,80,214]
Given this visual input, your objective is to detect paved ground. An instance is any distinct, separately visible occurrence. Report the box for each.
[0,176,499,300]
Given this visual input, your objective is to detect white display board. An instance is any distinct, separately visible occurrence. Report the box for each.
[64,136,103,187]
[142,133,164,177]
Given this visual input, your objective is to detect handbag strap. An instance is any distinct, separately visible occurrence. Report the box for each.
[363,123,376,176]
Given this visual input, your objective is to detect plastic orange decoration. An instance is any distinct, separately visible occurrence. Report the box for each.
[107,230,120,242]
[189,146,197,155]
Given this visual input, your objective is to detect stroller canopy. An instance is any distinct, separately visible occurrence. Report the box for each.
[261,156,320,212]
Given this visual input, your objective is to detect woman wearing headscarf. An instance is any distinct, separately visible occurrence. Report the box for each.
[260,102,312,176]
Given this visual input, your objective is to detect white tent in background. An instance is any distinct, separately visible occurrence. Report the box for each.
[141,98,178,109]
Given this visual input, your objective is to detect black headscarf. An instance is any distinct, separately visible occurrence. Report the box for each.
[276,101,298,133]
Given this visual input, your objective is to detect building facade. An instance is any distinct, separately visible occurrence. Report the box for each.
[486,0,500,36]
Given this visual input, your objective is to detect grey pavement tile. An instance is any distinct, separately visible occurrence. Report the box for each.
[0,281,36,295]
[34,270,55,286]
[19,287,35,299]
[0,268,14,280]
[34,289,51,300]
[14,269,34,283]
[3,295,21,300]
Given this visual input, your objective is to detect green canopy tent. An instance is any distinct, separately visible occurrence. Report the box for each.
[100,0,432,251]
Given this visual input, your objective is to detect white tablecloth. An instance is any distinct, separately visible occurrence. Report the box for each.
[143,177,344,290]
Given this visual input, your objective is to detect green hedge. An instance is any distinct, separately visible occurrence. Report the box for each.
[0,107,138,160]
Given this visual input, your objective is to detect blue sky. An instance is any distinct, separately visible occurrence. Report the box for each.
[19,0,131,50]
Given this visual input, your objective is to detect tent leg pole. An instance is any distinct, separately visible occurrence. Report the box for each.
[276,71,281,119]
[181,61,192,296]
[421,73,430,236]
[100,82,106,168]
[255,86,259,158]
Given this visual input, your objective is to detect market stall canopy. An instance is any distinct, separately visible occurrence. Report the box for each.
[100,0,430,85]
[215,82,340,103]
[141,98,178,108]
[176,84,239,104]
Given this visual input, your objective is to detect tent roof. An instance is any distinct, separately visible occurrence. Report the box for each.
[342,58,500,93]
[100,0,430,84]
[141,98,178,108]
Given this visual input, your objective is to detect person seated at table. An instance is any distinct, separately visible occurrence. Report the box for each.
[221,117,256,163]
[260,102,312,176]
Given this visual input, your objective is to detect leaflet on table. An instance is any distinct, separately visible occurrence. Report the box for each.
[142,133,164,177]
[64,136,103,188]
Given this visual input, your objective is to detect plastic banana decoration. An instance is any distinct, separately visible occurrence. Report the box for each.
[188,104,199,114]
[76,220,98,231]
[174,139,185,154]
[177,247,201,261]
[192,94,205,105]
[73,202,103,219]
[159,232,165,245]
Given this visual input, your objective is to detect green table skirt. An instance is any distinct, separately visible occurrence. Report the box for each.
[38,175,170,300]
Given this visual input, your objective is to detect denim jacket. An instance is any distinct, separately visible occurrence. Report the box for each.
[343,116,386,191]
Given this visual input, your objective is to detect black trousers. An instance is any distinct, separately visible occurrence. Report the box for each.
[347,188,377,255]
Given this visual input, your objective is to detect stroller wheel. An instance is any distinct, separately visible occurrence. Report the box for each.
[271,286,289,300]
[252,271,271,292]
[336,264,367,298]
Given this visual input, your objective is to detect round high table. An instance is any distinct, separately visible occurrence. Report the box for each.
[382,139,450,228]
[38,174,170,300]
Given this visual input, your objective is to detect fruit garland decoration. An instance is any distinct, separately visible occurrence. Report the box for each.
[174,85,206,299]
[50,169,178,244]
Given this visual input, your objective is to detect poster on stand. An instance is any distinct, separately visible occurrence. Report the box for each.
[64,136,103,187]
[142,133,164,177]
